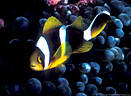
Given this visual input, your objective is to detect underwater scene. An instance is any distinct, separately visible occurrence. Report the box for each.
[0,0,130,96]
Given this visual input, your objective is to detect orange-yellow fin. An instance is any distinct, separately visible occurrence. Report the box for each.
[72,41,93,54]
[53,42,72,59]
[42,16,63,33]
[70,16,85,31]
[44,42,72,70]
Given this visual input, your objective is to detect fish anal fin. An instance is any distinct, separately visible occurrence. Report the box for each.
[72,41,93,54]
[43,16,62,33]
[70,16,85,31]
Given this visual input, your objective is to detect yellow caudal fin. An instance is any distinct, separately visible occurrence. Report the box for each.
[72,41,93,54]
[91,11,112,39]
[70,16,85,31]
[42,16,63,33]
[44,42,72,70]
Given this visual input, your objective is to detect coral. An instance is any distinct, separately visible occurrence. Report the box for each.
[45,0,61,6]
[77,0,95,5]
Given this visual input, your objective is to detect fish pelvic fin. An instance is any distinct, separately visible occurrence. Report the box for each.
[72,41,93,54]
[70,16,85,31]
[42,16,63,33]
[44,42,72,70]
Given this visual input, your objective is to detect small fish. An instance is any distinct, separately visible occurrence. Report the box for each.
[30,11,112,71]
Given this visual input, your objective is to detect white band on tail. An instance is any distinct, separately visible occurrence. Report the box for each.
[83,11,110,41]
[83,27,92,41]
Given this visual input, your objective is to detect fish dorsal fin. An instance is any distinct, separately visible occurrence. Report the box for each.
[45,42,72,70]
[43,16,63,33]
[70,16,85,31]
[72,41,93,54]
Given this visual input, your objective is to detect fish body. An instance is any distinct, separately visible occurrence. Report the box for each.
[30,11,112,71]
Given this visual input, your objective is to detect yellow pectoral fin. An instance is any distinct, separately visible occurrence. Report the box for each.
[70,16,85,31]
[53,44,62,60]
[43,16,63,33]
[72,41,93,54]
[45,56,69,70]
[45,42,72,70]
[53,42,72,59]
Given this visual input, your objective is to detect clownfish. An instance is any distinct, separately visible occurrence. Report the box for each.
[30,11,112,71]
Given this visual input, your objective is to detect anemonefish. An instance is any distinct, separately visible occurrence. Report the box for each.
[30,11,112,71]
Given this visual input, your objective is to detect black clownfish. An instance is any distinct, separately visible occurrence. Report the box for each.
[30,11,112,71]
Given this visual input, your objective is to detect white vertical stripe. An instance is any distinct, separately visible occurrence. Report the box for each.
[83,27,92,41]
[59,25,67,44]
[59,25,67,56]
[36,36,50,70]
